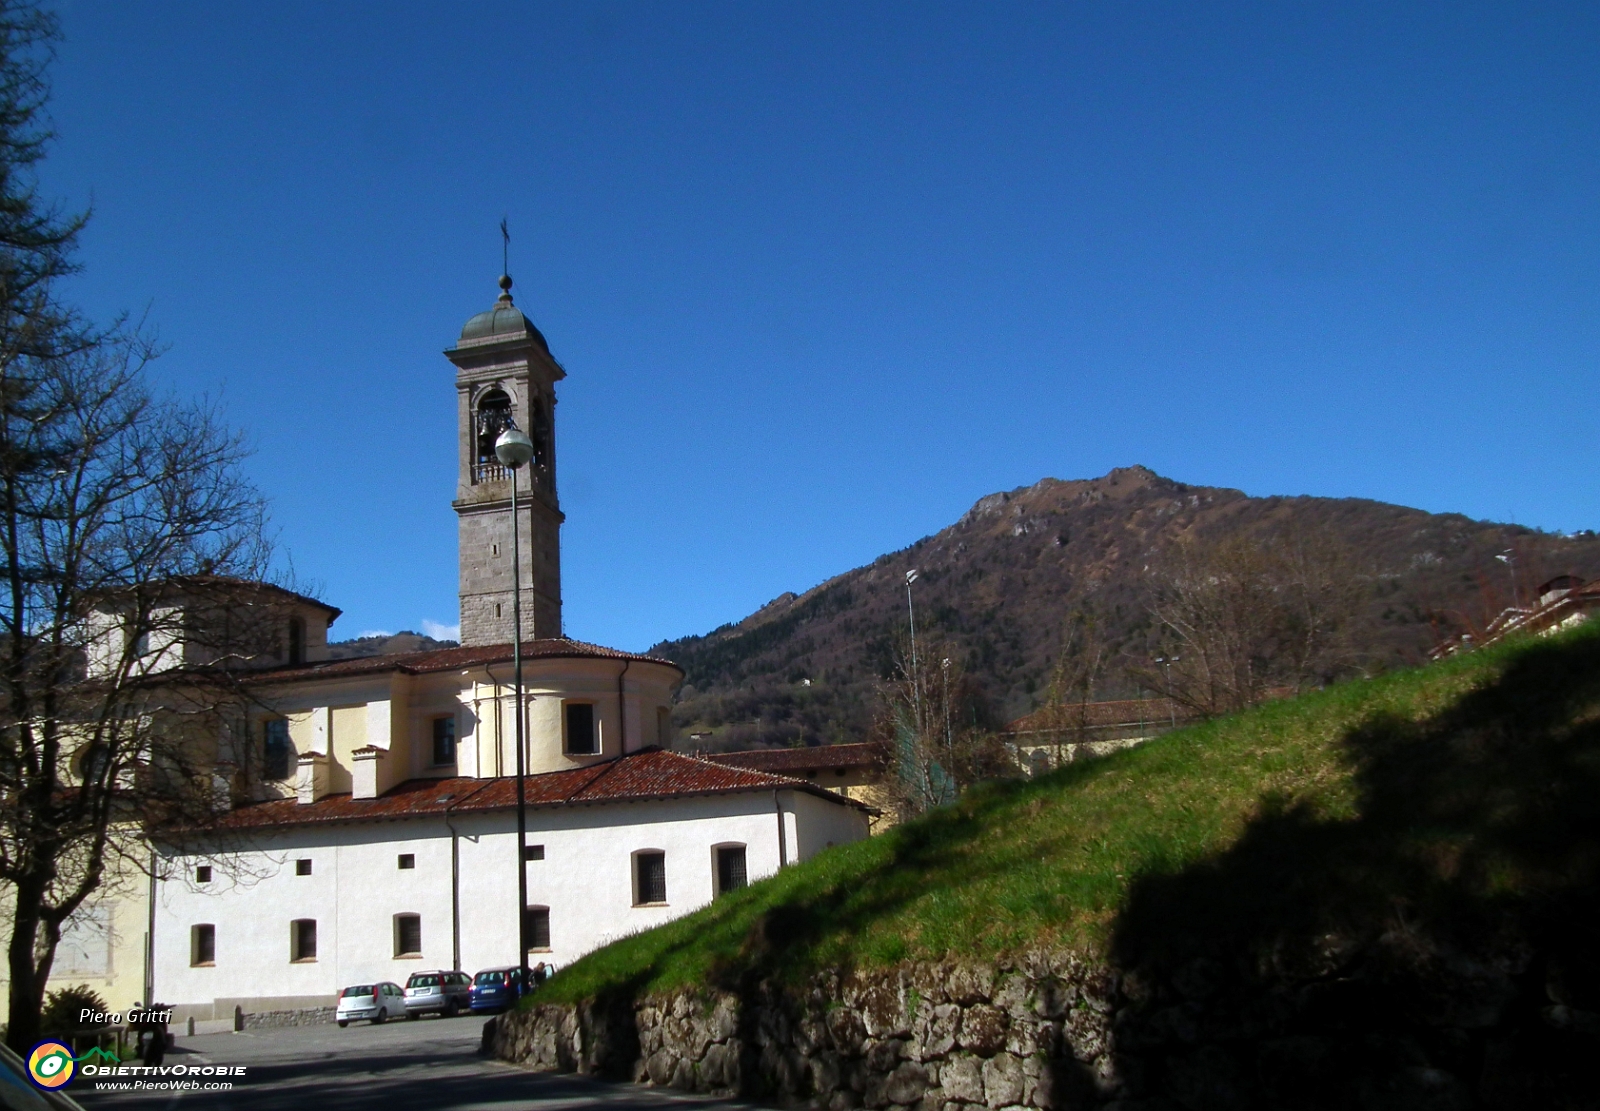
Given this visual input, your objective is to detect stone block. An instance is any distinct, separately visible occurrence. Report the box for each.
[942,1055,984,1103]
[885,1062,932,1106]
[982,1053,1024,1107]
[949,966,996,1006]
[958,1006,1009,1056]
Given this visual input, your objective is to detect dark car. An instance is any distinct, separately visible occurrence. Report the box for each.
[469,966,524,1013]
[404,970,473,1018]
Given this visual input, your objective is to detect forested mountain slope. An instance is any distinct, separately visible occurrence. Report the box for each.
[655,466,1600,743]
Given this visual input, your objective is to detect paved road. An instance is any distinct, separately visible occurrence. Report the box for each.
[72,1014,751,1111]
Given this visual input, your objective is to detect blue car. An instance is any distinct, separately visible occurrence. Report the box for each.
[470,966,525,1013]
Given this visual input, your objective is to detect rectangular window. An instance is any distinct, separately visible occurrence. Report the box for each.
[657,706,671,745]
[295,858,312,876]
[195,865,212,884]
[191,924,215,966]
[398,854,415,870]
[263,719,293,780]
[431,716,457,766]
[635,851,666,905]
[565,703,597,755]
[394,914,422,957]
[523,844,544,862]
[291,919,317,961]
[717,846,748,896]
[524,906,550,950]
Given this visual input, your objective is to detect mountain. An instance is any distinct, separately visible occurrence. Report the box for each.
[327,630,459,659]
[652,466,1600,744]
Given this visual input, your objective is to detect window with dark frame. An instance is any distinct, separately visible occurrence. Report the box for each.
[295,858,312,876]
[290,919,317,961]
[195,865,212,884]
[565,702,597,755]
[716,846,747,896]
[288,617,305,665]
[431,716,456,766]
[394,914,422,957]
[263,719,293,780]
[523,844,544,861]
[635,851,667,905]
[524,906,550,950]
[191,924,215,966]
[398,854,415,870]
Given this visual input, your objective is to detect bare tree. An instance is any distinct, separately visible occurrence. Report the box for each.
[0,329,273,1049]
[1139,527,1366,717]
[0,3,275,1047]
[874,634,1003,818]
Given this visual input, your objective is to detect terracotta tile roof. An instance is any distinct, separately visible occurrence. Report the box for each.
[706,742,888,774]
[1005,697,1195,734]
[248,637,680,685]
[214,747,864,830]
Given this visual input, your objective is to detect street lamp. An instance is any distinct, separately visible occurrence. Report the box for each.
[1154,655,1179,728]
[905,570,922,738]
[494,422,535,993]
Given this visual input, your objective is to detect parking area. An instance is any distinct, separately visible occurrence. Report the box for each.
[72,1013,754,1111]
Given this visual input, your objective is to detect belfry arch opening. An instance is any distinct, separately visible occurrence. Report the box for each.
[473,389,513,483]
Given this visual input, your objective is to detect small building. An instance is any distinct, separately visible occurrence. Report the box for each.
[707,742,893,830]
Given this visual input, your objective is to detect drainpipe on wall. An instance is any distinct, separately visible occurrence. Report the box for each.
[616,660,632,753]
[144,849,157,1005]
[774,789,788,868]
[444,798,465,973]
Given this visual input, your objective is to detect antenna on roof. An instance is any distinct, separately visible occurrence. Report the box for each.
[500,217,510,277]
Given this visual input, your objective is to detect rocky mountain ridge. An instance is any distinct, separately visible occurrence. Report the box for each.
[653,466,1600,743]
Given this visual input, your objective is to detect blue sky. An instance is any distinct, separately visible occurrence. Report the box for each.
[39,2,1600,650]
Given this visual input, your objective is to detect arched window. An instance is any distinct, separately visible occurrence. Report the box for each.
[713,843,747,897]
[526,398,550,469]
[393,913,422,958]
[474,389,513,470]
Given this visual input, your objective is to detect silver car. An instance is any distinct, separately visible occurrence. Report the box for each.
[403,970,473,1018]
[336,981,405,1026]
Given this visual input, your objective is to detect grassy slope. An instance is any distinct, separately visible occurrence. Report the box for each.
[538,628,1597,1005]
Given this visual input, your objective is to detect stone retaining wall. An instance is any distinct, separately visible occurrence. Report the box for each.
[492,952,1120,1108]
[491,938,1594,1108]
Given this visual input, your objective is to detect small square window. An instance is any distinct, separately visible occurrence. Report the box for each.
[295,859,312,876]
[523,844,544,862]
[398,854,415,870]
[195,865,212,884]
[191,924,215,966]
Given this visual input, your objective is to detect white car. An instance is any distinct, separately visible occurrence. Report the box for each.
[336,982,406,1027]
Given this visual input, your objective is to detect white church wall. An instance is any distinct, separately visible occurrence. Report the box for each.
[151,788,863,1016]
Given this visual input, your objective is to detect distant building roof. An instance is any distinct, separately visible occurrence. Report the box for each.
[251,636,681,684]
[211,747,864,830]
[706,742,888,774]
[1005,697,1195,734]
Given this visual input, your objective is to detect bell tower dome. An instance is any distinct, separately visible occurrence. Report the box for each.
[446,274,564,647]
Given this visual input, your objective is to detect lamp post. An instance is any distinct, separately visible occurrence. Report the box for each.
[1154,655,1178,728]
[495,422,535,993]
[905,569,922,735]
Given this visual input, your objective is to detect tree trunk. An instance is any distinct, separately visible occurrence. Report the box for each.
[6,873,51,1052]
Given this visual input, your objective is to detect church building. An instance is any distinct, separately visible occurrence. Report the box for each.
[146,276,869,1026]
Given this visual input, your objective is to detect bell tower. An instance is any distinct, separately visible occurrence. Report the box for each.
[447,274,564,647]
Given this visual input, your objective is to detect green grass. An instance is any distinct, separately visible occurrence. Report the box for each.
[535,627,1600,1005]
